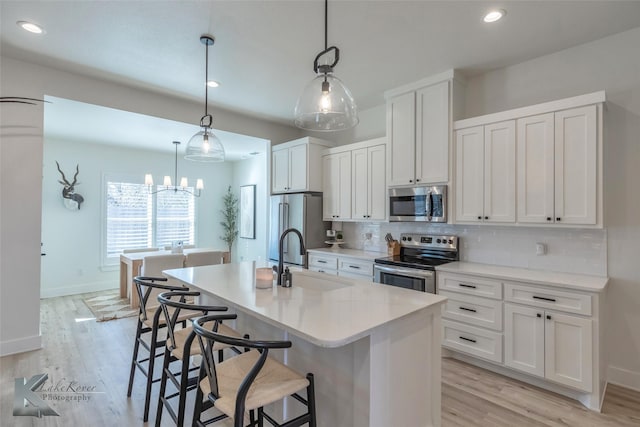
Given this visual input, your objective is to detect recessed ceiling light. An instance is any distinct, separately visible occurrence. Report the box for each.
[17,21,44,34]
[249,151,260,156]
[483,9,506,23]
[206,80,220,88]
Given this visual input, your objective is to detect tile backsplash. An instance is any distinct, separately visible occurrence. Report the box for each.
[338,222,607,277]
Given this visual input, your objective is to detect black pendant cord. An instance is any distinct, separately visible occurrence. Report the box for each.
[324,0,328,51]
[204,41,209,120]
[313,0,340,74]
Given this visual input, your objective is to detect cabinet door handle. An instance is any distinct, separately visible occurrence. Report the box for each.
[416,179,420,182]
[318,270,325,273]
[477,216,482,220]
[459,336,477,344]
[556,217,561,221]
[537,313,542,318]
[458,283,477,289]
[349,265,361,269]
[317,260,327,264]
[409,179,413,183]
[533,296,556,303]
[459,306,477,313]
[547,217,552,221]
[484,216,489,220]
[546,315,552,320]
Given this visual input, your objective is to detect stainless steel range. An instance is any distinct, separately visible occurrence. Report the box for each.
[374,233,459,293]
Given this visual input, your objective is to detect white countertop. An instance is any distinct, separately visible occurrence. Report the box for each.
[306,247,385,261]
[164,261,446,348]
[436,262,609,292]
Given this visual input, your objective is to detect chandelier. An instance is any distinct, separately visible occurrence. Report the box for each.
[145,141,203,197]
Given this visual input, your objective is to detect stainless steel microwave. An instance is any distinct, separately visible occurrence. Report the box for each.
[388,186,447,222]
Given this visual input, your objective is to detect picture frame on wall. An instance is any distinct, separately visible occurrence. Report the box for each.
[240,184,256,239]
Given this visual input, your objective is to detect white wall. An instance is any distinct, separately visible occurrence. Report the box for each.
[0,55,302,356]
[41,138,233,297]
[232,149,270,263]
[342,27,640,390]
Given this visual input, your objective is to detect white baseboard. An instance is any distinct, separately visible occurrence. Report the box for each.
[608,365,640,392]
[0,334,42,357]
[40,281,118,298]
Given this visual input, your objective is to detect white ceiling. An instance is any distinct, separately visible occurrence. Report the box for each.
[3,1,640,134]
[43,96,269,160]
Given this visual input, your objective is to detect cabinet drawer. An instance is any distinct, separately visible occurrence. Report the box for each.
[308,254,338,270]
[338,258,373,276]
[438,273,502,300]
[504,283,592,316]
[308,266,338,276]
[440,291,503,331]
[442,320,503,363]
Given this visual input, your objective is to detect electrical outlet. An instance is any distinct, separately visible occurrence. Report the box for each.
[536,243,547,256]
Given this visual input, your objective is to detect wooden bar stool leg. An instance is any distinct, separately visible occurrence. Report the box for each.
[155,346,172,427]
[127,320,143,397]
[143,317,161,422]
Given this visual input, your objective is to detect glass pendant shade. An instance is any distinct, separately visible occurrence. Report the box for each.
[185,128,225,162]
[294,71,358,131]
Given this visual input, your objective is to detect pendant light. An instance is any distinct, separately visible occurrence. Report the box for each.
[146,141,204,197]
[294,0,358,131]
[185,35,225,162]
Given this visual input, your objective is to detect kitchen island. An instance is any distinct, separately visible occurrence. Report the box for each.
[164,261,447,427]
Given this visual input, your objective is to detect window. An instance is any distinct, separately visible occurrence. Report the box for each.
[104,179,196,265]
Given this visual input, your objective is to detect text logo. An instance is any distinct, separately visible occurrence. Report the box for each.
[13,374,59,417]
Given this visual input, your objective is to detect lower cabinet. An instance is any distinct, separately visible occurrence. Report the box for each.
[504,303,593,391]
[438,269,602,408]
[307,252,374,281]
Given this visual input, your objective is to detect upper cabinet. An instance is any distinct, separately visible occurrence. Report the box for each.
[321,137,387,222]
[271,137,334,194]
[454,91,604,228]
[455,121,516,224]
[385,70,465,188]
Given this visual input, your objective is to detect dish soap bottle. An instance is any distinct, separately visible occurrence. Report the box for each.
[283,267,292,288]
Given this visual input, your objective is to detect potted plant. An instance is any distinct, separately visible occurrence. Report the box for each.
[220,186,239,260]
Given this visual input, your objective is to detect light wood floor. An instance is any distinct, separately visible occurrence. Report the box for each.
[1,291,639,426]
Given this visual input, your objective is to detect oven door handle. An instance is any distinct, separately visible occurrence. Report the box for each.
[374,264,434,279]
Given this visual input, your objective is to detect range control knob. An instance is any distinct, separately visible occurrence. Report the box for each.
[436,239,442,244]
[448,239,453,244]
[407,237,412,241]
[401,236,407,241]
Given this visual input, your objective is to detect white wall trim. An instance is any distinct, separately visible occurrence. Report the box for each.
[40,281,117,298]
[608,365,640,392]
[0,334,42,357]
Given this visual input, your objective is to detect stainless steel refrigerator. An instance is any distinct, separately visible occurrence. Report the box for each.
[269,192,327,266]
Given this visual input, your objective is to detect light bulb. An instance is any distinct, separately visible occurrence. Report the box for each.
[180,177,188,187]
[320,80,331,113]
[163,176,172,186]
[202,133,210,153]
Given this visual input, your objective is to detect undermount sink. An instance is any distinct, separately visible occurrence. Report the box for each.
[290,271,353,291]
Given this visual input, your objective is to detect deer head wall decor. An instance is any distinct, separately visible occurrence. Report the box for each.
[55,161,84,210]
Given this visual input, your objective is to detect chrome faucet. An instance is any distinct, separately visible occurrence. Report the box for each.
[277,228,306,286]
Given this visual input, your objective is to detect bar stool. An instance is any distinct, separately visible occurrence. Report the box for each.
[155,291,244,427]
[191,314,317,427]
[126,276,193,422]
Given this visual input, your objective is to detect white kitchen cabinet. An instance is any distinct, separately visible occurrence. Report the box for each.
[385,70,464,188]
[387,80,450,187]
[455,120,515,223]
[352,144,386,221]
[322,151,352,221]
[437,263,606,410]
[271,137,333,194]
[322,137,386,222]
[307,251,374,281]
[517,106,597,225]
[504,303,593,392]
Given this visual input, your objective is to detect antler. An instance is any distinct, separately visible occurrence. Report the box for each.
[71,164,80,186]
[55,161,70,186]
